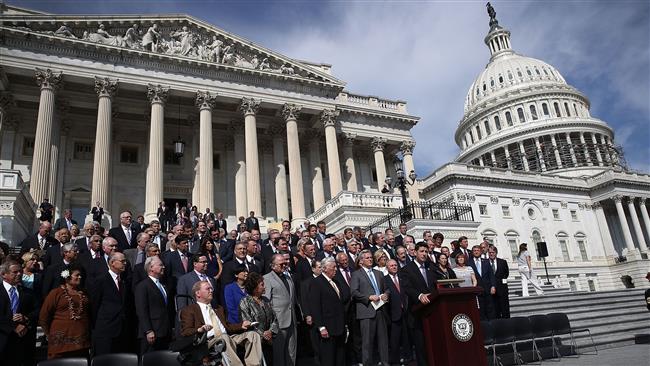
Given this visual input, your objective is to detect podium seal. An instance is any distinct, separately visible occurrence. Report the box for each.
[451,313,474,342]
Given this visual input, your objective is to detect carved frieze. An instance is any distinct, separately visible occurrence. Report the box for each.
[542,199,549,208]
[6,20,329,83]
[512,197,520,206]
[490,196,499,204]
[560,201,568,209]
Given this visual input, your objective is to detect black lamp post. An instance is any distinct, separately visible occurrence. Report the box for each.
[173,99,185,158]
[385,156,417,220]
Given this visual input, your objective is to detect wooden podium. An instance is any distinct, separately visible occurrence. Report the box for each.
[413,285,487,366]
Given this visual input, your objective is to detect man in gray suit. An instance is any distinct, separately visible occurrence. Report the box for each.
[124,232,151,269]
[350,249,390,366]
[176,254,218,310]
[264,254,297,366]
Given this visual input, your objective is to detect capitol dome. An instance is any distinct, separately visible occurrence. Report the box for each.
[454,12,623,178]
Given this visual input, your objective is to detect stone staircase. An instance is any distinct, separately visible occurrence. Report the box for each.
[508,286,650,351]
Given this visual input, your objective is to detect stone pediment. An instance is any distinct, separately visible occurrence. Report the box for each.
[0,13,345,88]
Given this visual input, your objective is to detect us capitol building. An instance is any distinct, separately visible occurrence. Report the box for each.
[0,4,648,290]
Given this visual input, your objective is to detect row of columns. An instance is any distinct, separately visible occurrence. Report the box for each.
[611,196,649,254]
[25,68,418,226]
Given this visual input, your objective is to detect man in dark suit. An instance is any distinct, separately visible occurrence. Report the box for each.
[350,250,390,366]
[189,221,208,255]
[469,245,497,320]
[38,198,54,222]
[135,256,171,355]
[19,221,55,254]
[451,236,472,259]
[74,222,96,254]
[163,235,191,288]
[220,242,261,289]
[245,211,260,232]
[43,228,72,268]
[91,201,104,223]
[53,209,78,231]
[488,246,510,318]
[316,237,336,261]
[334,252,360,365]
[108,211,139,251]
[87,237,118,280]
[400,242,438,366]
[176,254,219,310]
[132,244,162,288]
[295,241,317,283]
[309,258,349,366]
[299,258,322,363]
[394,223,414,247]
[131,215,148,233]
[0,261,38,366]
[89,252,135,355]
[41,242,78,298]
[315,220,328,249]
[215,212,227,232]
[385,259,410,365]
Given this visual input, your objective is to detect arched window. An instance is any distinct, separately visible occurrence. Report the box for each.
[490,79,495,87]
[508,71,513,80]
[517,107,526,123]
[498,76,504,84]
[494,115,501,130]
[484,120,491,135]
[481,229,498,246]
[531,230,542,260]
[575,233,588,261]
[573,103,579,117]
[542,103,549,116]
[505,111,513,126]
[554,102,561,117]
[476,125,482,139]
[526,68,532,76]
[557,232,570,261]
[530,105,538,120]
[564,102,571,117]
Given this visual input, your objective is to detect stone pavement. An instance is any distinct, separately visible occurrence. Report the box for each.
[553,344,649,366]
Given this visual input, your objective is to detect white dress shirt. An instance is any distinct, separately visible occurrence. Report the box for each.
[199,302,226,338]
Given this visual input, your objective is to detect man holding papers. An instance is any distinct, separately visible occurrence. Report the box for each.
[350,249,390,366]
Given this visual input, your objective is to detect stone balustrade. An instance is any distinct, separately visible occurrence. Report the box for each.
[0,169,36,245]
[309,190,402,226]
[337,91,408,113]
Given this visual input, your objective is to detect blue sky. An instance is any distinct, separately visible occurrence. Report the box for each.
[7,0,650,174]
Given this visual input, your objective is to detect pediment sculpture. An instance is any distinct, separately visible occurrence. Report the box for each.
[5,19,327,82]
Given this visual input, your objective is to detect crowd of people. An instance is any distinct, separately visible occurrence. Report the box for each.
[0,200,530,366]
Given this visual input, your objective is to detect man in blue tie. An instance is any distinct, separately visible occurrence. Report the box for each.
[135,256,171,355]
[350,250,390,366]
[1,261,38,365]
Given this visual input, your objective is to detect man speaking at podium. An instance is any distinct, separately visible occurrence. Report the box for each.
[400,242,438,366]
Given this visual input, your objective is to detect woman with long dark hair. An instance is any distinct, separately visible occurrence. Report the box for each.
[199,236,222,279]
[38,263,91,359]
[433,253,458,288]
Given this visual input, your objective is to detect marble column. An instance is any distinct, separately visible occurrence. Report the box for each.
[579,132,592,165]
[309,136,325,210]
[371,137,387,191]
[30,68,62,205]
[627,197,648,252]
[592,201,617,258]
[591,133,603,166]
[231,122,247,218]
[48,101,67,210]
[90,77,117,211]
[282,104,305,226]
[400,140,419,200]
[566,133,578,166]
[271,127,289,220]
[551,134,562,168]
[144,84,169,222]
[600,135,612,163]
[504,145,512,169]
[342,133,358,192]
[639,197,650,248]
[54,122,70,217]
[321,109,342,197]
[535,136,546,171]
[240,97,262,215]
[613,195,635,252]
[195,91,217,212]
[518,141,529,171]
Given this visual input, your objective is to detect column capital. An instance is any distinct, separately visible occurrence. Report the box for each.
[591,201,602,210]
[371,137,387,152]
[239,97,261,116]
[320,108,339,128]
[94,77,118,99]
[612,195,623,203]
[281,103,302,121]
[641,197,647,205]
[35,68,62,91]
[343,132,357,145]
[195,90,217,111]
[400,139,416,155]
[147,84,169,105]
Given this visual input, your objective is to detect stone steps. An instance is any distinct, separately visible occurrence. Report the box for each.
[508,288,649,351]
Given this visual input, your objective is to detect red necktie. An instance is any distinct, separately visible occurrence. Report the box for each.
[393,275,400,292]
[344,269,351,284]
[115,274,121,291]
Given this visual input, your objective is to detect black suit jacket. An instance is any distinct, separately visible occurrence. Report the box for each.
[89,271,134,338]
[163,251,190,286]
[451,247,472,259]
[134,277,171,339]
[91,206,104,222]
[245,217,259,232]
[385,273,408,322]
[41,261,72,298]
[19,234,57,254]
[220,259,260,287]
[43,242,63,268]
[295,256,313,283]
[87,255,110,280]
[0,285,38,359]
[108,226,138,251]
[132,262,148,289]
[309,274,348,336]
[492,258,509,293]
[400,260,437,312]
[53,217,78,231]
[74,237,92,253]
[215,219,227,232]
